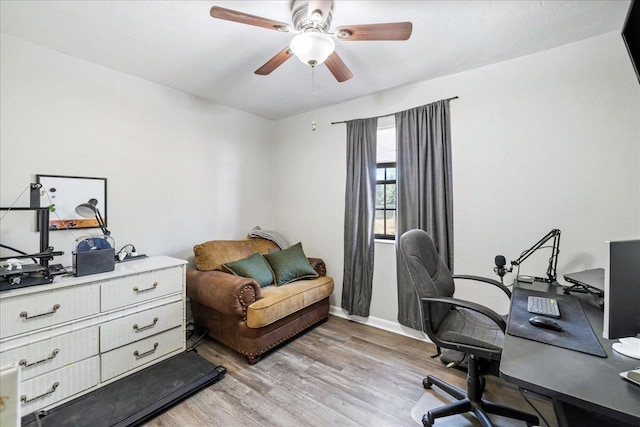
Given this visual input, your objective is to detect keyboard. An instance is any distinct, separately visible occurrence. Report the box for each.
[527,296,561,318]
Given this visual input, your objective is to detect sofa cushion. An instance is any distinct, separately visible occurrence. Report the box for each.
[264,242,319,285]
[246,276,334,328]
[222,252,275,288]
[194,238,278,271]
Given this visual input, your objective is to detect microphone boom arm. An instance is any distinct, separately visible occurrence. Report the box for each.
[510,229,561,283]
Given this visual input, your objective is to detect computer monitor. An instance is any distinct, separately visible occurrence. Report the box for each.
[604,239,640,359]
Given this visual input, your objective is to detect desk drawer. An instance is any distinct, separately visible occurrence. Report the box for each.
[20,356,99,416]
[0,327,98,381]
[101,267,182,311]
[101,327,183,381]
[0,285,100,338]
[100,301,182,352]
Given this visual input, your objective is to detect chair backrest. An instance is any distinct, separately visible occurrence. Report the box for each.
[399,229,455,332]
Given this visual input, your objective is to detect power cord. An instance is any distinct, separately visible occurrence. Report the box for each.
[116,243,136,260]
[0,184,31,222]
[186,325,209,352]
[185,321,195,340]
[518,386,551,427]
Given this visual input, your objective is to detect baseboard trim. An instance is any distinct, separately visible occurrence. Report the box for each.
[329,305,433,344]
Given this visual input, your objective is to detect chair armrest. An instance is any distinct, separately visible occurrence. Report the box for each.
[421,296,507,332]
[421,296,506,359]
[307,257,326,277]
[186,269,262,319]
[452,274,512,298]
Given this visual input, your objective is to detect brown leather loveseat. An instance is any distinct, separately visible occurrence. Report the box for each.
[186,238,334,363]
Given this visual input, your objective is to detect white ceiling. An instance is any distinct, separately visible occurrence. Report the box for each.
[0,1,631,120]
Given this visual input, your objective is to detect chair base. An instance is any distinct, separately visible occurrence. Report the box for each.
[422,371,538,427]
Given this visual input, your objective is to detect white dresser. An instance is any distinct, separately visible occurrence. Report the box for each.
[0,256,186,417]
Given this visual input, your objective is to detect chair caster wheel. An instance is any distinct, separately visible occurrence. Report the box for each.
[422,412,435,426]
[423,378,432,389]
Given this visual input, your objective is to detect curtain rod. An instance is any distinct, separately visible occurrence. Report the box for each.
[330,96,459,125]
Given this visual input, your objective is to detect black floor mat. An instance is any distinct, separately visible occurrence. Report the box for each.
[22,350,225,427]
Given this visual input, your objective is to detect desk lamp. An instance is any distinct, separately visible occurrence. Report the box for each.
[75,199,110,236]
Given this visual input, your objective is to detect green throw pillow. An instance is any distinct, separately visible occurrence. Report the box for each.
[222,252,275,288]
[264,242,319,286]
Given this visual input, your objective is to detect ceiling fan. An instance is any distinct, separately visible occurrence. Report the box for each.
[210,0,412,82]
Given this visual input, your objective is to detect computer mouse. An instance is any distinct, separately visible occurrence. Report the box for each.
[528,316,564,332]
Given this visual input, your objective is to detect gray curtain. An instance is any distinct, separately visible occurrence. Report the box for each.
[395,100,453,330]
[342,117,378,316]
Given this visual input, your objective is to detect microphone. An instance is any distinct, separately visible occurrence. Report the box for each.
[494,255,509,283]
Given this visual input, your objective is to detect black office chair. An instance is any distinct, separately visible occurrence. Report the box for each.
[399,229,539,427]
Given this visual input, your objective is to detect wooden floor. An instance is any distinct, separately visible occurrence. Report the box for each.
[145,316,557,427]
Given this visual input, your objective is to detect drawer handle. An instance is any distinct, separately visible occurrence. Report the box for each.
[133,317,158,332]
[19,348,60,368]
[133,342,158,359]
[133,282,158,294]
[20,304,61,320]
[21,382,59,404]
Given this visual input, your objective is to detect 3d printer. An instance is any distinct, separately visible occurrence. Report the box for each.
[0,184,65,291]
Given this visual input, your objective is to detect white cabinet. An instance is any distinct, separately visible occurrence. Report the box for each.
[20,356,100,416]
[100,300,182,353]
[0,256,186,417]
[0,285,100,338]
[0,327,99,381]
[101,327,183,381]
[100,267,183,311]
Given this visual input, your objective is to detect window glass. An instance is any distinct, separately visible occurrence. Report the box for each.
[374,210,385,236]
[385,210,396,236]
[375,184,385,210]
[375,123,397,239]
[387,167,396,180]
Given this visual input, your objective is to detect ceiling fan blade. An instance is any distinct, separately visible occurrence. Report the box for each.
[210,6,291,32]
[324,51,353,82]
[335,22,412,41]
[255,46,294,75]
[307,0,333,22]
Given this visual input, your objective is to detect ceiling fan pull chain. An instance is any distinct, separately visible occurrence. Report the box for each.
[311,65,317,131]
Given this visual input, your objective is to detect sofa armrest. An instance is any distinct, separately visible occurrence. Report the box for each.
[308,258,326,277]
[186,269,262,320]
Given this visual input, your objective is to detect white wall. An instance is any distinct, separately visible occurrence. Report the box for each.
[2,30,638,338]
[272,31,640,334]
[0,34,275,267]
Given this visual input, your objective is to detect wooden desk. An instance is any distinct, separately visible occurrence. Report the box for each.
[499,280,640,426]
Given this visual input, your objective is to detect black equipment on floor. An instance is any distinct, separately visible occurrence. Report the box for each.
[21,351,225,427]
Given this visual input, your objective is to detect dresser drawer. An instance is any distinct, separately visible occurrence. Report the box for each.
[0,285,100,338]
[101,327,183,381]
[1,327,98,381]
[20,356,99,416]
[101,267,182,311]
[100,301,182,352]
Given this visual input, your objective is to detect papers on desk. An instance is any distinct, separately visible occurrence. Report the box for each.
[620,368,640,386]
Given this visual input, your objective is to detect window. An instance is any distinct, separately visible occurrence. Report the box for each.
[375,123,396,239]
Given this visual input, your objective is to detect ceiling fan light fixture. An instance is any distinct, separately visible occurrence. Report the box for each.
[290,31,335,66]
[310,10,323,23]
[336,29,352,39]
